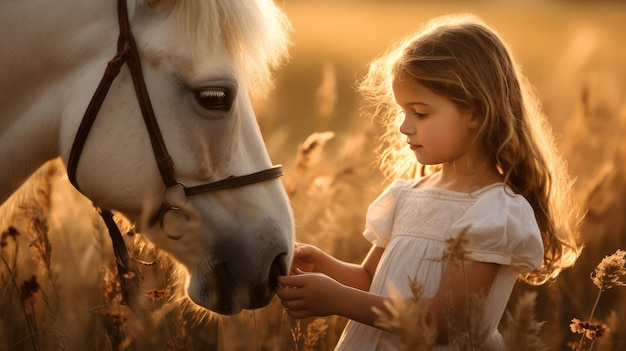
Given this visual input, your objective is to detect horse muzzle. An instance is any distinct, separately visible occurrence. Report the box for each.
[186,228,291,315]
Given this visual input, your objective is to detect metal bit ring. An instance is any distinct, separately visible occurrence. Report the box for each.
[158,206,187,240]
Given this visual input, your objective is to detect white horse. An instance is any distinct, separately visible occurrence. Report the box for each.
[0,0,294,315]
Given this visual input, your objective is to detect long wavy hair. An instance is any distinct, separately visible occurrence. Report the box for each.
[358,14,582,285]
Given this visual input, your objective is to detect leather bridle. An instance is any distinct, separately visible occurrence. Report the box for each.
[67,0,284,304]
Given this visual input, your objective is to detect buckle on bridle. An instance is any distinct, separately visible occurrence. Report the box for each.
[163,181,188,208]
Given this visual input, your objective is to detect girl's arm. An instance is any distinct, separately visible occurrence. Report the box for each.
[289,243,383,291]
[276,243,386,325]
[276,271,387,325]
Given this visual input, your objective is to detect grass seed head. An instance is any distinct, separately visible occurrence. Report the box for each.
[0,226,20,248]
[590,249,626,291]
[20,274,40,301]
[441,224,471,264]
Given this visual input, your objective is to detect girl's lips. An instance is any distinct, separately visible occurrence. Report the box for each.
[408,142,422,150]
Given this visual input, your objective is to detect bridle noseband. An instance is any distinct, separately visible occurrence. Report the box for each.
[66,0,284,305]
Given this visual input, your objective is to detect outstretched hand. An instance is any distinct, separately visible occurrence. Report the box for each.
[276,269,343,319]
[289,243,323,275]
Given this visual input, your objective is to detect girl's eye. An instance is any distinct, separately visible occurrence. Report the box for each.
[194,87,233,111]
[413,112,429,119]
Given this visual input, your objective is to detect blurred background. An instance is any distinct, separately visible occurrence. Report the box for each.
[264,0,626,149]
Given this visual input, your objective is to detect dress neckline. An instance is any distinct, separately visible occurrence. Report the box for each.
[410,178,506,197]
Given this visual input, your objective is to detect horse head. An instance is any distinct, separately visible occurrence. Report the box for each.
[0,0,294,315]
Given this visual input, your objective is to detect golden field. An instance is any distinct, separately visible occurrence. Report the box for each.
[2,1,626,350]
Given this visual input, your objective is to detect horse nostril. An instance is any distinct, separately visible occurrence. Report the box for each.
[268,253,287,291]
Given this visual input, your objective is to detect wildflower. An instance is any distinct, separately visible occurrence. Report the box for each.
[441,224,471,264]
[166,335,193,351]
[146,287,171,301]
[101,267,122,304]
[570,318,607,340]
[570,250,623,350]
[102,311,128,330]
[590,249,626,291]
[1,226,20,248]
[20,274,40,301]
[570,318,585,333]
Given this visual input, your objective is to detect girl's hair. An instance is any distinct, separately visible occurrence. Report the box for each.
[358,14,582,285]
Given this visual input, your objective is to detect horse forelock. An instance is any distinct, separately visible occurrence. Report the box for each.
[144,0,292,98]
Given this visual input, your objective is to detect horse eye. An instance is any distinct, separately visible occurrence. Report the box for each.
[194,87,233,111]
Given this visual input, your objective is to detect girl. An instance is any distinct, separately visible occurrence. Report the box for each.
[276,14,581,350]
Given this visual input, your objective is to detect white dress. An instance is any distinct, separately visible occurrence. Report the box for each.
[334,179,544,351]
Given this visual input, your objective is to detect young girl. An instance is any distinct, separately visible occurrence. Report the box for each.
[276,14,581,350]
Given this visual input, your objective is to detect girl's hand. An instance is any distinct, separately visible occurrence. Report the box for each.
[290,243,323,275]
[276,269,343,319]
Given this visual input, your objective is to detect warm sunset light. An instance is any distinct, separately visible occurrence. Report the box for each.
[1,1,625,350]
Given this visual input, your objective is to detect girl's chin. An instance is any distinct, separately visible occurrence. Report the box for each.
[412,155,440,166]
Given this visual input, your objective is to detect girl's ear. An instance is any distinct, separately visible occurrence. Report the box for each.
[467,110,481,129]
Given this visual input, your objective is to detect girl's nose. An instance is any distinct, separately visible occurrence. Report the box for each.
[398,115,414,135]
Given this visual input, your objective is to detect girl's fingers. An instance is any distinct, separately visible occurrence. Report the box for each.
[293,243,305,253]
[293,247,306,259]
[277,274,305,288]
[281,298,306,310]
[276,286,300,300]
[294,243,313,258]
[285,308,310,319]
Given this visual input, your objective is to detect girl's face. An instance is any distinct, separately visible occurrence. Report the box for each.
[392,77,478,165]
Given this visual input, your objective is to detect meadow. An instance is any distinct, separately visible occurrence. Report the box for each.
[2,1,626,350]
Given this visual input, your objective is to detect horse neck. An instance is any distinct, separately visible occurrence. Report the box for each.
[0,0,118,205]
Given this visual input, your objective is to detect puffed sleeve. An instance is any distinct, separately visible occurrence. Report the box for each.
[450,187,544,273]
[362,179,409,247]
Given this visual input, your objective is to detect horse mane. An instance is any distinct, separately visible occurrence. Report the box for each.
[144,0,292,97]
